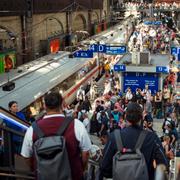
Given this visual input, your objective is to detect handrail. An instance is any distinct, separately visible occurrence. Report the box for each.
[0,172,34,179]
[0,108,32,179]
[0,124,25,137]
[0,166,34,176]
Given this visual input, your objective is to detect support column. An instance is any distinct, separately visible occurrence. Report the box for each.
[119,72,123,92]
[24,0,33,62]
[88,10,92,35]
[159,74,163,91]
[66,11,73,46]
[25,16,33,62]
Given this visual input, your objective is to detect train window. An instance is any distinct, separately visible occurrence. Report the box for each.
[59,72,78,93]
[23,97,44,121]
[21,58,97,119]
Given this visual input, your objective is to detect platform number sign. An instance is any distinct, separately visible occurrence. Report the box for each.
[114,64,126,72]
[156,66,169,73]
[73,50,93,58]
[171,47,179,55]
[171,47,180,61]
[89,44,106,53]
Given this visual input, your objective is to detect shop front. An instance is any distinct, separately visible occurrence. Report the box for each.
[47,34,66,54]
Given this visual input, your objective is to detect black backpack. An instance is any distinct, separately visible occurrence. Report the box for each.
[32,117,73,180]
[113,130,149,180]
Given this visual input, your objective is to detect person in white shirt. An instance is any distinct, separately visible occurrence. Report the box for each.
[21,92,91,179]
[125,88,133,101]
[103,80,111,95]
[77,85,85,104]
[83,113,90,133]
[142,84,151,102]
[90,78,97,100]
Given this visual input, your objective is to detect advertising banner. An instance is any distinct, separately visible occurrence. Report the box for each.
[0,50,16,74]
[123,72,159,94]
[94,24,102,34]
[50,39,60,53]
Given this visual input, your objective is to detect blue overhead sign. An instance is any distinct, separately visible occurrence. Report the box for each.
[114,64,126,72]
[171,47,180,61]
[154,21,162,25]
[144,21,162,25]
[89,44,106,53]
[156,66,169,73]
[144,21,153,25]
[73,50,93,58]
[123,72,159,94]
[106,45,127,55]
[171,47,180,55]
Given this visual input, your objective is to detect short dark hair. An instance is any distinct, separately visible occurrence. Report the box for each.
[8,101,17,108]
[126,102,143,124]
[44,92,63,110]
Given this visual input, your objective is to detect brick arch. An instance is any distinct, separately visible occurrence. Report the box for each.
[45,17,64,38]
[72,14,87,31]
[0,25,17,51]
[103,10,107,19]
[0,25,17,38]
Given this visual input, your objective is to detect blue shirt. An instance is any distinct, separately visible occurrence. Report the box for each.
[16,112,26,121]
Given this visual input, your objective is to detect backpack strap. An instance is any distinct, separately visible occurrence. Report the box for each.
[32,121,45,139]
[134,130,148,150]
[56,116,73,136]
[114,129,123,152]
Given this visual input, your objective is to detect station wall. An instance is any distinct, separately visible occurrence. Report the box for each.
[0,0,109,65]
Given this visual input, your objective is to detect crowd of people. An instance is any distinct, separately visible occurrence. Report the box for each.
[5,58,179,179]
[154,2,180,10]
[129,23,176,54]
[61,66,179,179]
[115,2,180,10]
[19,71,180,179]
[1,6,179,179]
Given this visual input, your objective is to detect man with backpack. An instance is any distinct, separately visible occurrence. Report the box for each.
[100,102,168,180]
[21,92,91,180]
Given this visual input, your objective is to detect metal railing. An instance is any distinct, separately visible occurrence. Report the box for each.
[0,124,35,179]
[0,107,34,179]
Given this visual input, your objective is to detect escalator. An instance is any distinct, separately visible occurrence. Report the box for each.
[0,106,34,179]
